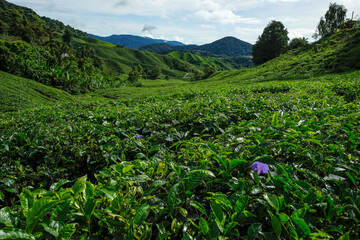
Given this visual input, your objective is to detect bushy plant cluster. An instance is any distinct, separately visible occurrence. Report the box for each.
[0,72,359,239]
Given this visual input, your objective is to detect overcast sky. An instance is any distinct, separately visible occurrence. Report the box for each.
[7,0,360,45]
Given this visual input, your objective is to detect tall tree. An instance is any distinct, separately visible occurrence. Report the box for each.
[63,28,72,44]
[314,3,347,39]
[252,20,289,66]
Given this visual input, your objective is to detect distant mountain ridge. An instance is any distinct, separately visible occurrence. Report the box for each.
[140,36,253,57]
[87,34,185,49]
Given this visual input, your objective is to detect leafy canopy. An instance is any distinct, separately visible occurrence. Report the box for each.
[252,20,289,66]
[314,2,347,39]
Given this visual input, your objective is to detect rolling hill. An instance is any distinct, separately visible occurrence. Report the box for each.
[87,34,185,49]
[139,36,253,57]
[207,27,360,83]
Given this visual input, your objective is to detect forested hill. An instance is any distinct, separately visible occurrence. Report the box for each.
[197,37,253,56]
[88,34,185,49]
[140,36,253,57]
[0,0,217,93]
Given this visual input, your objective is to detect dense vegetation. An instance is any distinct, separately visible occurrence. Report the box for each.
[0,0,216,93]
[140,37,252,57]
[1,0,360,239]
[252,21,289,66]
[1,68,359,239]
[88,34,185,49]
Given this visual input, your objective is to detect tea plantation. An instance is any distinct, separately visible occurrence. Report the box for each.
[0,68,359,239]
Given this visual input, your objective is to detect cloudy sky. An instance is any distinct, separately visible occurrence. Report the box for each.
[7,0,360,44]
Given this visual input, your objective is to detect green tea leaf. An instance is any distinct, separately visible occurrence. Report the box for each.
[338,232,350,240]
[271,112,279,128]
[306,138,323,148]
[323,174,346,182]
[263,193,279,212]
[71,175,87,197]
[291,217,311,236]
[0,207,15,227]
[210,201,223,222]
[59,223,77,238]
[229,159,247,172]
[235,195,249,214]
[213,154,228,171]
[40,221,63,238]
[190,200,207,216]
[84,197,96,219]
[99,186,117,200]
[134,204,150,225]
[167,182,180,217]
[185,169,215,178]
[199,217,209,235]
[49,179,71,191]
[278,213,290,223]
[211,194,232,210]
[20,188,34,218]
[269,211,281,238]
[25,197,58,234]
[345,172,356,185]
[85,181,95,199]
[0,228,35,240]
[51,199,71,222]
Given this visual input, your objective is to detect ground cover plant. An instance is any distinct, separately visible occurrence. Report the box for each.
[0,70,359,239]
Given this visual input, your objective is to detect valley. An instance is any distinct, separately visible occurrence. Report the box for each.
[0,0,360,239]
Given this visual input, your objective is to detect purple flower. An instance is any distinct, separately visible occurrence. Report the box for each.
[238,97,242,100]
[251,161,269,175]
[135,135,143,139]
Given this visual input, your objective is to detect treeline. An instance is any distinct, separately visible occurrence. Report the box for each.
[252,2,360,66]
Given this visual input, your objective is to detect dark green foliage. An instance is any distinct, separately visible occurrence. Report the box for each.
[1,2,360,237]
[0,8,49,43]
[289,37,309,50]
[0,0,203,94]
[252,20,289,66]
[62,29,72,44]
[197,36,252,56]
[141,36,253,57]
[314,3,347,39]
[0,70,360,238]
[88,34,184,49]
[146,66,161,79]
[127,67,140,83]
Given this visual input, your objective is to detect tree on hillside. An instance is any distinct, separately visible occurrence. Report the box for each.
[314,3,347,39]
[63,28,72,44]
[289,37,309,50]
[146,66,161,79]
[252,20,289,66]
[128,67,140,83]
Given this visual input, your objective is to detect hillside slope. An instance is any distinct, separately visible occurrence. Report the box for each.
[140,36,253,57]
[87,34,184,49]
[71,37,198,77]
[0,71,73,112]
[208,27,360,82]
[167,51,243,70]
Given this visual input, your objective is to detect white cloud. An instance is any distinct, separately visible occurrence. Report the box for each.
[195,10,261,25]
[172,36,185,43]
[6,0,360,45]
[288,28,315,40]
[200,24,216,30]
[235,27,263,44]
